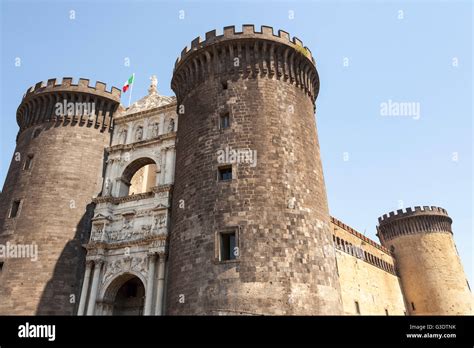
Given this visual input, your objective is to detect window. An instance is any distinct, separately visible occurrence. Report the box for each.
[221,80,228,90]
[385,309,389,316]
[9,200,21,218]
[354,301,360,315]
[218,166,232,181]
[411,302,416,311]
[220,113,230,129]
[24,154,34,170]
[0,262,3,272]
[219,231,237,261]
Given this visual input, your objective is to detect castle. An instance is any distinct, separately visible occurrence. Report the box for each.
[0,25,471,316]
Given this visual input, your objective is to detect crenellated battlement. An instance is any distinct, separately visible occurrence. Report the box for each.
[378,206,449,224]
[174,24,315,68]
[377,206,453,243]
[16,77,121,134]
[171,25,320,102]
[330,216,392,255]
[22,77,121,101]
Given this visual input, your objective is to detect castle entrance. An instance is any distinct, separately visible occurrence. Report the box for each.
[104,274,145,315]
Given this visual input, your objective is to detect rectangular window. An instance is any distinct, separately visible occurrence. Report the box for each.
[354,301,360,315]
[9,200,21,218]
[221,80,228,90]
[24,154,34,170]
[220,113,230,129]
[219,231,237,261]
[218,166,232,181]
[0,262,3,272]
[411,302,416,311]
[385,309,389,316]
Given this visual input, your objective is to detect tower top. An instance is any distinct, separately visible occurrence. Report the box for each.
[16,77,121,133]
[174,24,315,70]
[377,206,453,244]
[171,25,320,103]
[21,77,121,102]
[377,206,450,225]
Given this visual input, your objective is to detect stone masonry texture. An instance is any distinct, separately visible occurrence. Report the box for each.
[0,79,120,314]
[378,207,473,315]
[166,26,343,315]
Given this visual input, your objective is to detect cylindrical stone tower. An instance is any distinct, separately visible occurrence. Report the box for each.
[167,25,343,315]
[0,77,120,314]
[377,206,473,315]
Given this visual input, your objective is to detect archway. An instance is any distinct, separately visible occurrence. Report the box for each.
[103,273,146,316]
[118,157,157,196]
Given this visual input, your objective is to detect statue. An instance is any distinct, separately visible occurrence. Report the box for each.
[152,122,159,138]
[168,118,175,132]
[104,178,112,196]
[120,128,128,144]
[135,126,143,141]
[149,75,158,95]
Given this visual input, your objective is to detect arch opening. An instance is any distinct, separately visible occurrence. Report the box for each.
[104,274,145,316]
[118,157,157,197]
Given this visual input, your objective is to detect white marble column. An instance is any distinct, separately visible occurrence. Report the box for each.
[77,261,93,315]
[159,148,167,185]
[144,253,157,315]
[159,114,165,135]
[86,260,102,315]
[165,148,174,184]
[154,254,166,315]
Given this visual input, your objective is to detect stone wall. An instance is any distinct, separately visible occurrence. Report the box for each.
[0,123,111,314]
[331,219,406,315]
[166,26,343,315]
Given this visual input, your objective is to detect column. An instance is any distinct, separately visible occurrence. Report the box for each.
[154,254,166,315]
[77,261,93,315]
[159,114,165,135]
[86,260,103,315]
[165,148,174,184]
[144,253,157,315]
[159,148,167,185]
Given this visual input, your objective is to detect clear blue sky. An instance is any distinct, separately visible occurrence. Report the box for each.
[1,0,472,284]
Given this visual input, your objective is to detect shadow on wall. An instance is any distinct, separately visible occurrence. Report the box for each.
[36,203,94,315]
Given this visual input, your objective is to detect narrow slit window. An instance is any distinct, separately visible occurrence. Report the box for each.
[355,301,360,315]
[411,302,416,311]
[24,154,34,170]
[220,113,230,129]
[9,200,21,218]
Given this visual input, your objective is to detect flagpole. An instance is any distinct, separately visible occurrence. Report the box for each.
[128,73,135,107]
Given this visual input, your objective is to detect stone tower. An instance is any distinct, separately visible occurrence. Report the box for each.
[167,25,343,315]
[0,78,120,314]
[377,206,473,315]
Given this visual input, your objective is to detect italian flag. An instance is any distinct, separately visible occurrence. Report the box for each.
[122,74,135,93]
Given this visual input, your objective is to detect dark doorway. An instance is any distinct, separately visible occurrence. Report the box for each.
[112,277,145,315]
